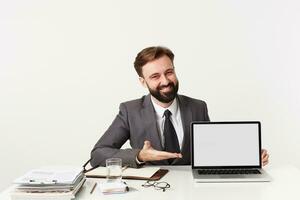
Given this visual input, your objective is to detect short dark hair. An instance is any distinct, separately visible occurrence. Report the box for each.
[134,46,174,77]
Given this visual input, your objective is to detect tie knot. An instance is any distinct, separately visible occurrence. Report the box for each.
[164,109,172,119]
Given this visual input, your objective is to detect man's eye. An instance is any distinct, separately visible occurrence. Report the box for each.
[151,75,159,79]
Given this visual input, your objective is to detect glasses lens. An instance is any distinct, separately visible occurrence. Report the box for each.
[142,180,155,187]
[154,182,170,191]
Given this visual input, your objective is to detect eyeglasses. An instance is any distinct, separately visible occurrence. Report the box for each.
[142,180,170,192]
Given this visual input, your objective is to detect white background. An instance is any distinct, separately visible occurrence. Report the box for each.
[1,0,300,191]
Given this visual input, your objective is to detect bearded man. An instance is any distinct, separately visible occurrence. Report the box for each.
[90,46,269,168]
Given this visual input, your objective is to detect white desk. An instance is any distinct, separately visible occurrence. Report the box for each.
[1,165,300,200]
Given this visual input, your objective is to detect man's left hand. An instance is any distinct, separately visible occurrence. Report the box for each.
[261,149,269,166]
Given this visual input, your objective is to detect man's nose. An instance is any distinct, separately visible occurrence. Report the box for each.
[160,75,170,86]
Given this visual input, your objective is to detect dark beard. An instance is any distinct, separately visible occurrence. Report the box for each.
[148,81,179,103]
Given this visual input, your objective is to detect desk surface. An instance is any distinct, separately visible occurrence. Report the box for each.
[1,165,300,200]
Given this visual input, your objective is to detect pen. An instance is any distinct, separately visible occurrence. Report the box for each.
[90,182,97,194]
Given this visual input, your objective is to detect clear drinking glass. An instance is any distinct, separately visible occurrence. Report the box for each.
[106,158,122,183]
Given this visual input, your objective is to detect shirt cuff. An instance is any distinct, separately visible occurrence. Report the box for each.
[135,156,145,165]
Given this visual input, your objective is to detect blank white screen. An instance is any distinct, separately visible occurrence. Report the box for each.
[193,123,260,167]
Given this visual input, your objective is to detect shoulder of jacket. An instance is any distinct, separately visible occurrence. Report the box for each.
[178,94,207,106]
[120,95,147,108]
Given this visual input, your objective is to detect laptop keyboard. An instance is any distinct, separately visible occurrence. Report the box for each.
[197,169,261,175]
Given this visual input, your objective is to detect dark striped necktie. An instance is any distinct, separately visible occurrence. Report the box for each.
[163,109,180,164]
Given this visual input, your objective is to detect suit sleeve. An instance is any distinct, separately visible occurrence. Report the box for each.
[90,103,141,168]
[204,101,210,121]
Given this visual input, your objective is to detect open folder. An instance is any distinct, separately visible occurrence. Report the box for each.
[85,166,168,181]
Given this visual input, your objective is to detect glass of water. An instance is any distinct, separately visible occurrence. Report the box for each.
[106,158,122,183]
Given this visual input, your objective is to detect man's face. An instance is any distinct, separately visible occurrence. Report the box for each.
[139,55,179,103]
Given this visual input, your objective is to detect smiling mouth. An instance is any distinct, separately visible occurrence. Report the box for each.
[160,86,172,92]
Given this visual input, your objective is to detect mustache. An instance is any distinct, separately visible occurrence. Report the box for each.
[158,83,174,90]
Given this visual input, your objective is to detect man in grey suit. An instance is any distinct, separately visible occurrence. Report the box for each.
[90,46,269,168]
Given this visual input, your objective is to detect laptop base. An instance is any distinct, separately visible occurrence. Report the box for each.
[192,169,271,183]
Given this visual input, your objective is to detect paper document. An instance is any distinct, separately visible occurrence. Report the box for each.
[11,178,86,200]
[99,181,129,194]
[14,166,83,185]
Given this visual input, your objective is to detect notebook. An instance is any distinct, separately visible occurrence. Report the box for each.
[85,166,168,181]
[191,121,271,182]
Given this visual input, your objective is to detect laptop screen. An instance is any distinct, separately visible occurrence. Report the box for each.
[192,122,261,168]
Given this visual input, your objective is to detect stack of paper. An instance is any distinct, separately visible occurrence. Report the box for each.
[11,166,85,200]
[99,181,129,195]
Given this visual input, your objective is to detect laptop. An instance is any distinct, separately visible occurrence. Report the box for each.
[191,121,271,182]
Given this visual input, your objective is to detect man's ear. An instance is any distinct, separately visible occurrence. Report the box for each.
[139,77,147,88]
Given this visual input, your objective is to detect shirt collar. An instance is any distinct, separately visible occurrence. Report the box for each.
[151,96,179,118]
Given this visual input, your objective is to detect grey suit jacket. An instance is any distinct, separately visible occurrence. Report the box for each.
[90,94,210,168]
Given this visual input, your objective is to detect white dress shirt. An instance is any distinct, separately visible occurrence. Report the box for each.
[151,96,184,150]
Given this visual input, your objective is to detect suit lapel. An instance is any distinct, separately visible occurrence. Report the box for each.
[141,94,169,165]
[141,94,163,151]
[175,95,192,164]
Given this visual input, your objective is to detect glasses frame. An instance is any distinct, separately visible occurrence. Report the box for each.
[142,180,171,192]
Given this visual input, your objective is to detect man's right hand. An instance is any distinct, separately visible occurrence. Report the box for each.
[137,140,182,162]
